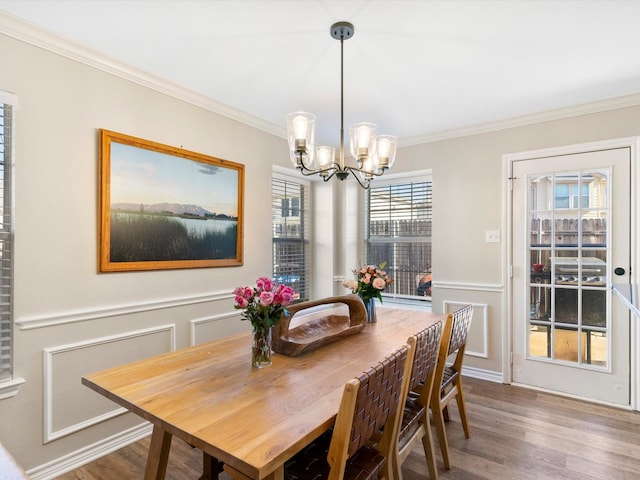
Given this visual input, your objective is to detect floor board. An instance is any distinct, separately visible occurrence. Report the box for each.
[54,377,640,479]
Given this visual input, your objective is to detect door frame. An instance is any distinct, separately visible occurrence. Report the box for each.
[502,136,640,410]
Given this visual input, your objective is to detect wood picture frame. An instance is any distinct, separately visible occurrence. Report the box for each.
[99,129,244,272]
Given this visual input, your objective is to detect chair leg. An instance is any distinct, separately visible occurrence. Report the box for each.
[442,405,450,422]
[431,401,451,470]
[420,413,439,479]
[454,380,470,438]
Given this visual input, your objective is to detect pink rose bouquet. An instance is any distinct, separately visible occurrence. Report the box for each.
[343,262,393,305]
[233,276,295,330]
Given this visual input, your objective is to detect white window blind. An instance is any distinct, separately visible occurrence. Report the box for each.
[272,175,310,301]
[0,97,14,382]
[365,177,432,299]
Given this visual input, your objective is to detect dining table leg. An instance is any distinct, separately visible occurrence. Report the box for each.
[200,452,223,480]
[144,425,172,480]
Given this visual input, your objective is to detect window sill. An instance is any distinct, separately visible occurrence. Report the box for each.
[0,377,26,400]
[382,297,432,312]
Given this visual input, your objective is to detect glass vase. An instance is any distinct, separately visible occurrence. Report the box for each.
[252,326,272,368]
[365,298,377,323]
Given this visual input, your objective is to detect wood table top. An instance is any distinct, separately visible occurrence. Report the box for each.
[82,306,445,479]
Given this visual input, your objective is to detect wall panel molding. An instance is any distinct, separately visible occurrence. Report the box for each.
[443,300,489,359]
[17,291,232,330]
[190,310,242,345]
[43,325,175,443]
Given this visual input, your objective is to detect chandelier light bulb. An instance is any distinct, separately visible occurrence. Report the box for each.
[293,115,308,142]
[349,122,377,163]
[377,137,391,158]
[375,135,397,169]
[316,146,335,169]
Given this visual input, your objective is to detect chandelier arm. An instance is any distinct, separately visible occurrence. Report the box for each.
[297,165,337,177]
[296,157,348,179]
[320,169,339,182]
[341,165,371,189]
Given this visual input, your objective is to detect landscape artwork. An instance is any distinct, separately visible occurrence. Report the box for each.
[99,129,244,272]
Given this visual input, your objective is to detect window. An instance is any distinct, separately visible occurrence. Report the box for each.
[272,174,310,301]
[0,94,14,382]
[555,178,589,209]
[365,176,432,299]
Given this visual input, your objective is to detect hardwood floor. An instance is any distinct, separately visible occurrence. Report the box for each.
[55,377,640,479]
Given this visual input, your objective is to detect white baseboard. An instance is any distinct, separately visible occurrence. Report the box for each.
[27,422,152,480]
[461,365,504,383]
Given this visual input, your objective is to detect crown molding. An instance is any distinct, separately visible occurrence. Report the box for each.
[400,92,640,147]
[3,11,638,148]
[0,11,286,139]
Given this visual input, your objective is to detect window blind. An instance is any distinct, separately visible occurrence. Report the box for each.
[272,176,310,302]
[365,179,432,299]
[0,100,14,382]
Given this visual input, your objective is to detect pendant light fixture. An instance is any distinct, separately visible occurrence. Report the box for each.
[286,22,397,189]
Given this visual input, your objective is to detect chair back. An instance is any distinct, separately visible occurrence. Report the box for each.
[433,304,473,393]
[327,344,411,479]
[447,304,473,376]
[408,321,444,394]
[447,304,473,357]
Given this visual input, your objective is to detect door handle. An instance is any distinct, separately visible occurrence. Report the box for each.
[614,267,626,276]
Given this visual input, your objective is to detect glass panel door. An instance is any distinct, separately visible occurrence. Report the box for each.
[511,146,630,406]
[528,170,609,367]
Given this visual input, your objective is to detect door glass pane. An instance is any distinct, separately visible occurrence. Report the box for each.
[583,170,608,209]
[554,328,580,363]
[583,290,606,327]
[587,330,607,366]
[553,250,579,285]
[583,249,607,285]
[555,288,578,325]
[530,285,550,320]
[554,213,580,246]
[529,324,550,358]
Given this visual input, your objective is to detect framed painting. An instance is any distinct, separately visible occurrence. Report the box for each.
[98,129,244,272]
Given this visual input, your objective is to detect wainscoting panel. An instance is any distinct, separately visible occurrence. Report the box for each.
[43,325,175,443]
[443,301,489,358]
[190,310,245,345]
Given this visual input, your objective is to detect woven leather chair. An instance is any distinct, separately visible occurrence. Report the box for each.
[430,304,474,470]
[391,321,444,480]
[282,343,413,480]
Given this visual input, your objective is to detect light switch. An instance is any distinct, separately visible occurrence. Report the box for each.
[486,230,500,243]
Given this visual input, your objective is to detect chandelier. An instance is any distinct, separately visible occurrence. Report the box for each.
[286,22,397,190]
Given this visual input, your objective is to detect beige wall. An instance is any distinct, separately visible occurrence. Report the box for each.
[396,107,640,375]
[0,32,289,476]
[2,21,640,479]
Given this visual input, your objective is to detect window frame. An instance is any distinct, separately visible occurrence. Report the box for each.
[272,172,311,302]
[364,171,433,302]
[0,90,22,400]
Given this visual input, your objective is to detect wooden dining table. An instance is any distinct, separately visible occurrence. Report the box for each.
[82,306,445,480]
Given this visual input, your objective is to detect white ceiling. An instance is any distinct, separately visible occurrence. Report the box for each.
[2,0,640,146]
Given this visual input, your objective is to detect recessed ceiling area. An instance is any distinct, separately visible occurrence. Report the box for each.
[1,0,640,146]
